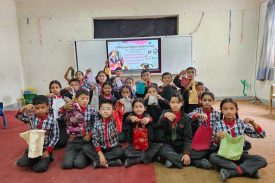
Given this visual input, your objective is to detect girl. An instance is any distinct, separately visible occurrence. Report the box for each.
[125,77,136,97]
[159,93,192,169]
[124,98,161,167]
[99,81,117,106]
[144,85,170,143]
[47,80,68,148]
[188,91,220,169]
[64,66,85,85]
[209,98,267,181]
[118,85,134,142]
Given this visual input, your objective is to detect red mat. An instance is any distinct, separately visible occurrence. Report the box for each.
[0,111,157,183]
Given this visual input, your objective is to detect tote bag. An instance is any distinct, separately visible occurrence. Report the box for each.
[133,124,148,151]
[191,124,213,151]
[218,132,244,160]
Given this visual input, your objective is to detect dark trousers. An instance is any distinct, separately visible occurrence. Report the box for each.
[125,143,161,164]
[16,148,53,173]
[153,129,165,143]
[160,144,187,168]
[209,152,267,176]
[55,118,68,148]
[191,149,209,160]
[83,144,124,166]
[62,137,90,169]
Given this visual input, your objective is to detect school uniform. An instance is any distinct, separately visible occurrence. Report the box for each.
[48,96,68,148]
[15,112,59,173]
[124,113,161,165]
[145,97,170,142]
[59,103,98,169]
[158,110,192,169]
[110,77,125,100]
[159,84,178,101]
[209,118,267,177]
[83,117,124,167]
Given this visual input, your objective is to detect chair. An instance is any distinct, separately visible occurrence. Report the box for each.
[270,84,275,114]
[0,102,8,128]
[23,94,37,105]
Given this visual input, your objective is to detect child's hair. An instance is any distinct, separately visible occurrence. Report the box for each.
[102,81,112,89]
[75,71,84,76]
[75,89,89,98]
[49,80,62,91]
[169,92,184,103]
[141,69,151,77]
[120,85,133,98]
[132,98,146,108]
[68,78,80,85]
[146,84,158,93]
[99,99,114,109]
[125,77,134,83]
[32,95,49,106]
[186,66,196,73]
[95,71,109,84]
[115,67,123,72]
[201,91,215,101]
[220,98,239,119]
[162,72,172,79]
[196,81,204,87]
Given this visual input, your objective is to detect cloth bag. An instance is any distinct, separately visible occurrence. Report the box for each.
[189,83,198,104]
[133,124,148,151]
[191,124,213,151]
[123,97,132,113]
[52,98,65,119]
[20,130,45,158]
[148,95,158,105]
[91,86,99,110]
[218,132,244,160]
[112,102,124,133]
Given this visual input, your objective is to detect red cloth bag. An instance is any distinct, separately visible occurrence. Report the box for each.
[191,124,213,151]
[133,124,148,151]
[112,102,124,133]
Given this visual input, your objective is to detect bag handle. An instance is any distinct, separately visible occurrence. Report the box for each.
[135,123,146,129]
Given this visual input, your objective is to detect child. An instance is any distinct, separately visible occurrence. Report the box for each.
[125,77,136,97]
[136,69,158,98]
[158,93,192,169]
[209,98,267,181]
[59,89,98,169]
[124,98,161,167]
[184,82,206,113]
[16,95,59,173]
[61,78,81,100]
[188,91,220,169]
[118,85,134,142]
[173,67,197,93]
[64,66,85,85]
[110,67,125,100]
[99,81,117,106]
[158,72,178,101]
[83,99,124,168]
[47,80,68,148]
[144,84,170,142]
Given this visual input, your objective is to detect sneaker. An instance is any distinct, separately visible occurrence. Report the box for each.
[220,169,231,182]
[165,159,173,168]
[124,158,139,168]
[108,159,122,167]
[193,159,213,169]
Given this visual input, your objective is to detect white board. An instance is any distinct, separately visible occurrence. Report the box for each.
[74,35,192,75]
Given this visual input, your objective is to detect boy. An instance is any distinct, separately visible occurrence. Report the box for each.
[16,95,59,173]
[61,78,81,100]
[59,89,98,169]
[159,72,178,101]
[184,82,206,113]
[173,67,197,93]
[110,67,125,100]
[83,99,124,168]
[136,69,158,98]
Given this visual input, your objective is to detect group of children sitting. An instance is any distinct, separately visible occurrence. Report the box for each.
[15,66,267,182]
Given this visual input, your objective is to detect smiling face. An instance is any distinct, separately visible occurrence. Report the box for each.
[97,72,107,84]
[76,94,89,107]
[70,81,80,91]
[115,70,123,78]
[125,79,133,87]
[162,74,172,85]
[141,71,151,82]
[103,85,112,95]
[121,87,131,98]
[147,87,157,96]
[75,71,84,81]
[133,102,145,115]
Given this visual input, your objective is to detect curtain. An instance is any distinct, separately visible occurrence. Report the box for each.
[257,0,275,81]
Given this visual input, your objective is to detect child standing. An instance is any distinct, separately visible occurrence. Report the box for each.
[159,93,192,169]
[47,80,68,148]
[184,82,206,113]
[124,98,161,167]
[83,99,124,168]
[188,91,220,169]
[60,89,98,169]
[16,95,59,173]
[110,67,125,100]
[99,81,117,106]
[209,98,267,181]
[136,69,158,98]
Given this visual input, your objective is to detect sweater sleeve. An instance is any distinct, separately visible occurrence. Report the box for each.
[182,117,192,155]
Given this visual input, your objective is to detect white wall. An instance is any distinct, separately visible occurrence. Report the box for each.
[0,0,24,106]
[16,0,261,98]
[255,1,275,101]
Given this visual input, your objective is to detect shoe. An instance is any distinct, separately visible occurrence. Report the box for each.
[155,155,161,162]
[220,169,231,182]
[108,159,122,167]
[251,171,260,179]
[124,158,140,168]
[193,159,213,169]
[165,159,173,168]
[92,161,98,169]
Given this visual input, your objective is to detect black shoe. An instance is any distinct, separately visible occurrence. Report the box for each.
[92,161,98,169]
[108,159,122,167]
[220,169,240,181]
[124,158,140,168]
[251,171,260,179]
[193,159,213,169]
[165,159,173,168]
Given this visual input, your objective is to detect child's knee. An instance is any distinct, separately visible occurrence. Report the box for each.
[62,160,74,169]
[16,157,29,167]
[33,164,48,173]
[74,159,87,169]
